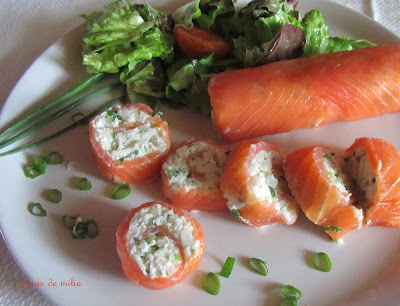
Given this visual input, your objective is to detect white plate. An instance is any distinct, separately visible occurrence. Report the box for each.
[1,1,400,305]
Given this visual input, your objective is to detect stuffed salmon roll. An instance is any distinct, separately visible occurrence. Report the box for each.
[89,103,171,185]
[220,141,299,227]
[284,145,363,240]
[161,139,230,211]
[343,137,400,228]
[116,201,205,290]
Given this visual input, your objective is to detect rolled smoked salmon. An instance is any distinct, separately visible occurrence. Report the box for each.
[343,137,400,228]
[89,103,171,185]
[220,140,299,227]
[284,138,400,240]
[116,201,205,289]
[208,46,400,142]
[161,139,229,211]
[284,145,363,240]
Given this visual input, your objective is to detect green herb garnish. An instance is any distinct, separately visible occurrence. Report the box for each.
[76,177,92,190]
[203,272,220,295]
[313,252,332,272]
[249,258,268,276]
[111,184,131,200]
[220,257,235,278]
[27,203,47,217]
[46,189,62,203]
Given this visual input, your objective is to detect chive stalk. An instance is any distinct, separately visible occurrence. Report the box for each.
[0,97,122,157]
[0,72,107,141]
[0,82,120,150]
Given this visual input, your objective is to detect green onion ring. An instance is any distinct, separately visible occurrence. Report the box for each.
[313,252,332,272]
[231,209,240,219]
[27,203,47,217]
[72,222,88,239]
[220,257,235,278]
[47,152,63,165]
[24,164,45,178]
[111,184,131,200]
[282,285,302,301]
[61,215,78,229]
[204,272,221,295]
[76,177,92,190]
[249,258,268,276]
[86,220,99,238]
[34,155,49,169]
[280,298,297,306]
[46,189,62,203]
[71,112,85,123]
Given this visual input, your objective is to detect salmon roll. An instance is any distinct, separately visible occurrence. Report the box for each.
[89,103,171,185]
[284,145,363,240]
[343,137,400,227]
[161,139,230,212]
[116,201,205,290]
[220,141,299,227]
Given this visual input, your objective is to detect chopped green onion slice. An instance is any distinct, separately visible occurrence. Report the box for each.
[46,189,62,203]
[280,298,297,306]
[269,186,276,198]
[111,184,131,200]
[76,177,92,190]
[27,203,47,217]
[313,252,332,272]
[47,152,63,164]
[249,257,268,276]
[71,112,85,123]
[24,165,45,178]
[204,272,221,295]
[72,222,88,239]
[282,285,302,301]
[61,215,79,229]
[322,226,342,233]
[231,209,240,219]
[174,254,182,261]
[146,236,156,245]
[86,220,99,239]
[34,155,49,169]
[220,257,235,278]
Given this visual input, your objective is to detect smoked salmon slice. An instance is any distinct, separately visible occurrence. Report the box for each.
[343,137,400,228]
[116,201,205,290]
[208,45,400,142]
[161,139,229,211]
[284,145,363,240]
[89,103,171,185]
[220,140,299,227]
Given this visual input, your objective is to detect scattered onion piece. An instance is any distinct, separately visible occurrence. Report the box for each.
[204,272,221,295]
[249,258,268,276]
[27,203,46,217]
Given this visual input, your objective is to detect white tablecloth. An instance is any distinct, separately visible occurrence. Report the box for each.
[0,0,399,305]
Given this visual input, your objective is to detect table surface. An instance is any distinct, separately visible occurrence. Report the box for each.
[0,0,399,305]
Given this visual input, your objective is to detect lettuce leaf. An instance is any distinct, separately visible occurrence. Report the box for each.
[172,0,235,32]
[81,0,174,73]
[301,10,375,56]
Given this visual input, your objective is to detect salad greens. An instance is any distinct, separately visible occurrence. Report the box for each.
[0,0,375,156]
[81,0,375,114]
